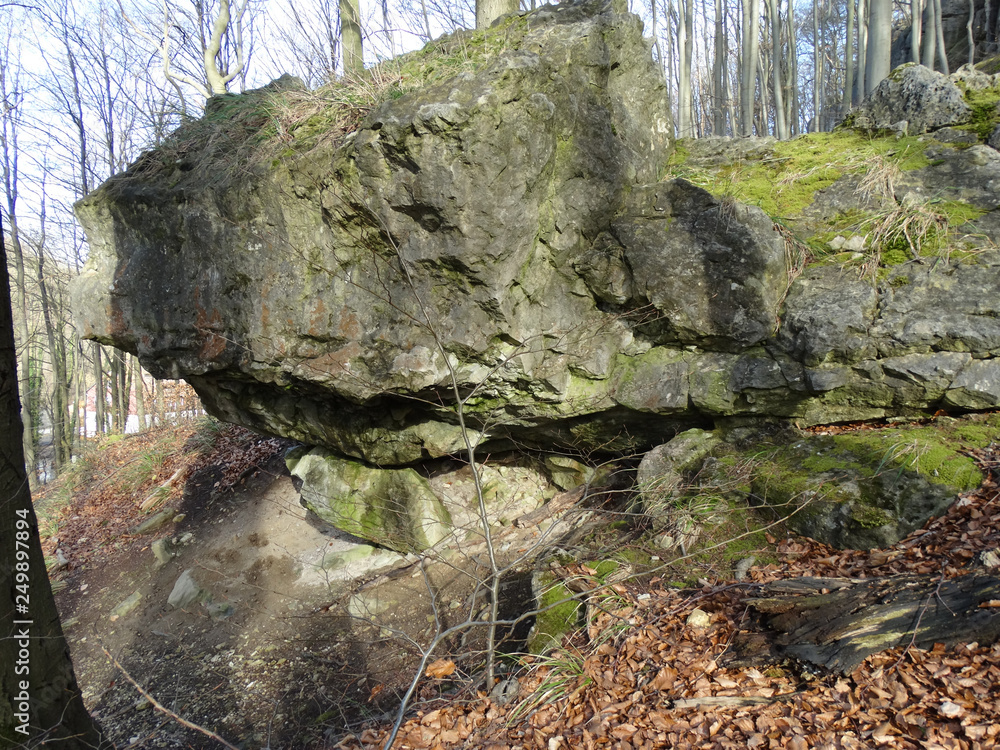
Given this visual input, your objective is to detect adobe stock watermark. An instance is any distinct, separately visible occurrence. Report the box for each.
[12,507,34,737]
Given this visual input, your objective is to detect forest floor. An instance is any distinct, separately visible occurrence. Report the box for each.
[34,419,1000,750]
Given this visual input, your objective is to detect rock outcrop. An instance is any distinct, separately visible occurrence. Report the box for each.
[847,63,971,134]
[73,0,1000,551]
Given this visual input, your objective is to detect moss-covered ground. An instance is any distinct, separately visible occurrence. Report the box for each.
[667,74,1000,279]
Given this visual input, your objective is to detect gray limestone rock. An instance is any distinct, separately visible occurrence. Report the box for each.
[847,63,971,134]
[167,569,203,609]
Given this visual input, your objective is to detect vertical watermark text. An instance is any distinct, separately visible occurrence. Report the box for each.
[12,507,33,736]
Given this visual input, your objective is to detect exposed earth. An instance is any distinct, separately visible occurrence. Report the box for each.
[35,417,1000,749]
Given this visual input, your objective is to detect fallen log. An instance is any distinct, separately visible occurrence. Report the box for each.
[722,573,1000,673]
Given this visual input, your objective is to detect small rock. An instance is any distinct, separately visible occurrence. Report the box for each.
[151,538,175,567]
[167,569,203,608]
[179,532,195,545]
[53,548,70,570]
[134,698,151,711]
[686,608,711,629]
[111,590,143,619]
[734,556,756,580]
[130,508,176,535]
[490,677,520,706]
[842,235,865,252]
[979,549,1000,569]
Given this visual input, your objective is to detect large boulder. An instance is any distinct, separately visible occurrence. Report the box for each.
[73,0,1000,476]
[847,63,971,134]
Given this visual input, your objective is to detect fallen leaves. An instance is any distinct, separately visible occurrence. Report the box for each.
[334,437,1000,750]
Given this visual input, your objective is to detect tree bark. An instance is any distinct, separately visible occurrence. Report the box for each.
[812,0,821,131]
[713,0,726,134]
[844,0,855,113]
[856,0,868,101]
[769,0,788,138]
[865,0,891,94]
[1,230,105,747]
[911,0,923,63]
[725,574,1000,674]
[677,0,694,137]
[340,0,364,74]
[740,0,761,136]
[476,0,518,29]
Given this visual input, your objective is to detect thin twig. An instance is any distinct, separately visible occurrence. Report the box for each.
[100,644,241,750]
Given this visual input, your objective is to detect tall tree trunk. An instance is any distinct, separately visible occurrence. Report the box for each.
[340,0,364,74]
[677,0,694,137]
[785,0,798,133]
[476,0,518,29]
[134,358,147,431]
[812,0,821,131]
[93,343,106,436]
[911,0,923,62]
[844,0,855,114]
[935,0,950,72]
[969,0,976,65]
[0,230,106,748]
[922,0,938,67]
[769,0,788,138]
[713,0,727,134]
[740,0,761,136]
[865,0,892,93]
[857,0,868,101]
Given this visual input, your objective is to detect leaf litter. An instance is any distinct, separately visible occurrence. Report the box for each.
[335,438,1000,750]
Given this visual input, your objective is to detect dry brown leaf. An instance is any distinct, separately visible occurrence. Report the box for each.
[425,659,457,679]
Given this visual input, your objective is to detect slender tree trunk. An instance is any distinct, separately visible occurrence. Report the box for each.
[857,0,868,101]
[813,0,821,131]
[865,0,892,93]
[741,0,761,136]
[844,0,855,114]
[786,0,798,133]
[340,0,364,74]
[769,0,788,138]
[476,0,518,29]
[1,230,106,748]
[678,0,694,137]
[911,0,923,62]
[935,0,950,72]
[969,0,976,65]
[713,0,726,134]
[134,358,147,431]
[93,344,105,435]
[922,0,938,67]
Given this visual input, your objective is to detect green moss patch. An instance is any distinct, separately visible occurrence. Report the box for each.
[670,131,929,222]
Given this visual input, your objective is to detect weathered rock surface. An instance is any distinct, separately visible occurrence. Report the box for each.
[72,0,1000,555]
[658,414,997,550]
[287,446,555,552]
[848,63,971,134]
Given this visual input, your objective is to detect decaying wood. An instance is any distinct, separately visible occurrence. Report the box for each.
[723,573,1000,673]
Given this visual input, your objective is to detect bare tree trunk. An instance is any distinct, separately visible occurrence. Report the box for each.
[93,343,106,435]
[922,0,938,67]
[935,0,950,72]
[677,0,694,137]
[812,0,821,131]
[769,0,788,138]
[785,0,798,133]
[0,229,106,748]
[856,0,868,101]
[844,0,855,113]
[865,0,892,93]
[911,0,923,62]
[740,0,761,136]
[969,0,976,65]
[476,0,518,29]
[713,0,726,134]
[134,358,147,431]
[340,0,364,74]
